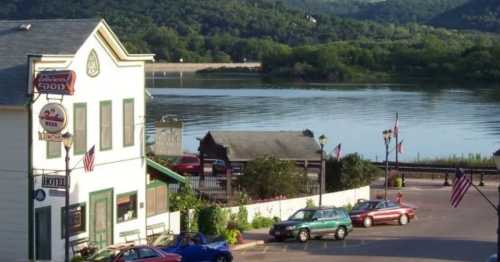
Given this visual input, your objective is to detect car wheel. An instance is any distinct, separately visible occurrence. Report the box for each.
[215,255,229,262]
[363,217,373,228]
[335,226,347,240]
[297,229,309,243]
[399,214,409,225]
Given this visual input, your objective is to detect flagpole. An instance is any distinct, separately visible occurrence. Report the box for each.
[470,182,498,212]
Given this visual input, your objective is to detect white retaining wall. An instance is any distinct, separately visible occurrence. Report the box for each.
[227,186,370,222]
[147,211,181,235]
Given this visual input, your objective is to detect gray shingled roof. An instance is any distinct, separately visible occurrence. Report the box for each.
[209,131,321,161]
[0,19,100,106]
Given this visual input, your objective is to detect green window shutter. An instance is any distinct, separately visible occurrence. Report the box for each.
[123,99,134,147]
[100,101,112,151]
[47,141,61,159]
[73,103,87,155]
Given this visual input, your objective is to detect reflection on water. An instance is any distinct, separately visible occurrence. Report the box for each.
[146,77,500,161]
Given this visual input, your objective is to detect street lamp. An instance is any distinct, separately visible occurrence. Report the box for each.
[62,132,72,262]
[382,129,393,200]
[318,134,327,207]
[493,149,500,261]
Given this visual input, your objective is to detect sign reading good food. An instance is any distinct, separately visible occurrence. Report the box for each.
[39,103,67,133]
[34,70,76,95]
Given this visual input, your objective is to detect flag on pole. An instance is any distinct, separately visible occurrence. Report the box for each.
[450,168,472,208]
[83,145,95,173]
[334,143,342,161]
[396,140,404,154]
[394,115,400,136]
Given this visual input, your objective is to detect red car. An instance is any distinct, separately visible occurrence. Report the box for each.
[86,244,182,262]
[349,200,416,227]
[172,155,201,175]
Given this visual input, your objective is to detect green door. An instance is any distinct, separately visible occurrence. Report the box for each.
[35,206,51,260]
[90,189,113,249]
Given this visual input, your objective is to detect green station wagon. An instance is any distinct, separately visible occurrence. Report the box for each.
[269,207,353,242]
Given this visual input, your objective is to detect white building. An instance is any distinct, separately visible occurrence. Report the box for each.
[0,19,183,262]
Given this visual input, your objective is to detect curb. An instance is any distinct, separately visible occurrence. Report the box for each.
[231,240,265,251]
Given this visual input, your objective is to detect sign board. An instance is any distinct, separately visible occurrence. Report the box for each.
[38,132,63,142]
[33,70,76,95]
[39,103,67,133]
[33,189,46,202]
[49,189,66,197]
[42,175,67,189]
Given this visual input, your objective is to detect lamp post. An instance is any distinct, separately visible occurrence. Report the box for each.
[383,129,393,200]
[493,149,500,261]
[62,132,73,262]
[318,134,327,207]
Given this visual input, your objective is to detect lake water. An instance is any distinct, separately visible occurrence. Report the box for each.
[146,76,500,161]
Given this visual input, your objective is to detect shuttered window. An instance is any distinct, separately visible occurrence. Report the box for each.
[100,101,112,151]
[146,182,168,217]
[47,141,61,159]
[73,103,87,155]
[123,99,134,147]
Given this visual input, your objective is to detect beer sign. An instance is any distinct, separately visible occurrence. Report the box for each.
[39,103,67,133]
[34,70,76,95]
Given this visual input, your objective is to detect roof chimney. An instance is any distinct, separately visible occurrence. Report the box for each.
[18,24,32,31]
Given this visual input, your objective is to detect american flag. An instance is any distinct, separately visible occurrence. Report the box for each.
[83,145,95,173]
[394,116,400,136]
[450,168,472,208]
[334,143,342,161]
[397,141,404,154]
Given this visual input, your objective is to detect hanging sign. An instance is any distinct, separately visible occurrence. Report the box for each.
[42,175,67,189]
[39,103,67,134]
[38,132,64,142]
[33,70,76,95]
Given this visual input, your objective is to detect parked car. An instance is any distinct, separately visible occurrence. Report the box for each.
[269,207,353,243]
[159,232,233,262]
[172,155,201,175]
[349,199,416,227]
[212,159,227,175]
[86,244,182,262]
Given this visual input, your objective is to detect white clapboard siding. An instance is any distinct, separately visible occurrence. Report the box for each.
[0,109,29,261]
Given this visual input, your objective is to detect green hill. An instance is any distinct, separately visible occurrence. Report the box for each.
[431,0,500,33]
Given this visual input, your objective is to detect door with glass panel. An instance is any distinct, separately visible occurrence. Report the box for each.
[90,189,113,249]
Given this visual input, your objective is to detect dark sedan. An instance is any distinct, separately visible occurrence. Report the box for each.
[349,200,416,227]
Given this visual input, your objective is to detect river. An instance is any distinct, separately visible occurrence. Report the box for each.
[146,75,500,161]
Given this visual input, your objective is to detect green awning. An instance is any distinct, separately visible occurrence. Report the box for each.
[146,158,186,184]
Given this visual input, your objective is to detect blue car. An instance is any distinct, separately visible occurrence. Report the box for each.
[159,232,233,262]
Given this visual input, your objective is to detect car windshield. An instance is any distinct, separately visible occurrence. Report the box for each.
[153,232,177,247]
[289,210,316,221]
[353,201,379,211]
[87,247,120,262]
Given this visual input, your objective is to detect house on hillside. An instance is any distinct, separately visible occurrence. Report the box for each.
[0,19,183,262]
[198,130,322,177]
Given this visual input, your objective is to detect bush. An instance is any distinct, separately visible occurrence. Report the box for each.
[251,213,275,229]
[231,205,251,232]
[169,184,203,232]
[198,205,228,236]
[237,156,308,199]
[343,203,353,212]
[325,153,381,192]
[393,177,403,188]
[222,228,241,245]
[71,256,84,262]
[305,198,316,208]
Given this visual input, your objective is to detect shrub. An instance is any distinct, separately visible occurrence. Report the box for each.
[393,177,403,188]
[169,184,203,232]
[251,213,275,229]
[325,153,381,192]
[198,205,228,236]
[237,156,308,199]
[222,228,241,245]
[71,256,84,262]
[231,205,251,232]
[343,203,353,212]
[305,198,316,208]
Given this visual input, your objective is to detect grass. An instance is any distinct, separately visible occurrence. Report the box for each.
[413,153,495,168]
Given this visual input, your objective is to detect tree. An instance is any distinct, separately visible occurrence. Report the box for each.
[238,156,308,199]
[325,153,381,192]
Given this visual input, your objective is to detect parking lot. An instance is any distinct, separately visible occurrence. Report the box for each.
[234,179,498,262]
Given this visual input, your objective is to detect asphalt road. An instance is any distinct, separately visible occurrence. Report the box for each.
[233,179,498,262]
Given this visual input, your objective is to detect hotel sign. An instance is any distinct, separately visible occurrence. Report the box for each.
[42,175,67,189]
[34,70,76,95]
[39,103,67,134]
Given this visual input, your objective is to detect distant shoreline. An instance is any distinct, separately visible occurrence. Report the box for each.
[146,62,261,73]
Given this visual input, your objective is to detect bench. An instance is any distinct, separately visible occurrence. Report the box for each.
[119,229,142,244]
[70,237,92,256]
